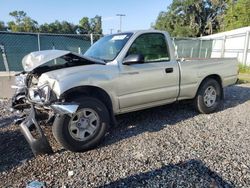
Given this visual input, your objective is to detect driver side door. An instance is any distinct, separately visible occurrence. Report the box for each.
[117,33,179,112]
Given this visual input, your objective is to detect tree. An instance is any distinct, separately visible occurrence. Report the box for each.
[90,15,102,34]
[23,17,39,32]
[223,0,250,31]
[78,15,102,35]
[39,20,77,34]
[5,10,103,35]
[39,23,50,33]
[61,21,77,34]
[8,11,38,32]
[154,0,227,37]
[79,17,91,34]
[0,21,7,31]
[9,11,27,24]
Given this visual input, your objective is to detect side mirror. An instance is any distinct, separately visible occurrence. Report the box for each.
[123,54,144,65]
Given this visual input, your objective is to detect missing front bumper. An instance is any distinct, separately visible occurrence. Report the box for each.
[19,103,79,155]
[19,104,53,155]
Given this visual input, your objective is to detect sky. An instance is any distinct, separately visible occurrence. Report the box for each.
[0,0,171,34]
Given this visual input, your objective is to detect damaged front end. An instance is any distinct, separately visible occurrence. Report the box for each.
[10,50,96,155]
[11,72,53,155]
[11,72,79,155]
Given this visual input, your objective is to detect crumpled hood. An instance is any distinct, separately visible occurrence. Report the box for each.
[41,64,107,81]
[22,50,105,72]
[38,63,116,97]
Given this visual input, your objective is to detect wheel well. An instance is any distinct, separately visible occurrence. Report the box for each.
[61,86,116,125]
[197,74,224,99]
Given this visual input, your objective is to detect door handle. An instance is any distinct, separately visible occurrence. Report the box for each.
[165,68,173,73]
[121,72,139,75]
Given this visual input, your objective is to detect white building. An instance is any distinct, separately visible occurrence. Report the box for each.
[201,26,250,66]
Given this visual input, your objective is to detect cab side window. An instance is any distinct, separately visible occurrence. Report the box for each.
[127,33,170,63]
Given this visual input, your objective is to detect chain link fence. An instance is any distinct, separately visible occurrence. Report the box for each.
[172,28,250,66]
[0,32,215,72]
[1,29,249,72]
[0,32,102,71]
[173,28,250,66]
[173,38,213,59]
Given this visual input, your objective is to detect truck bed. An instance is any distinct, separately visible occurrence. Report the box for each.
[177,57,238,100]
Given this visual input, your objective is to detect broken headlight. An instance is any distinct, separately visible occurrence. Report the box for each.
[28,84,51,103]
[12,74,27,89]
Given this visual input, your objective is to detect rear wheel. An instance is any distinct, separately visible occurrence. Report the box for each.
[52,97,110,152]
[194,78,222,114]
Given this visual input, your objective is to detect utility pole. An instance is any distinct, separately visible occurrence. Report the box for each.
[116,14,126,32]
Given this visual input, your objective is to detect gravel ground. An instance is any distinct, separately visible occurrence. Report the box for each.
[0,84,250,188]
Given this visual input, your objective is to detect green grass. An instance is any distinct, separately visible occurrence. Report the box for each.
[239,64,250,74]
[238,73,250,84]
[237,65,250,84]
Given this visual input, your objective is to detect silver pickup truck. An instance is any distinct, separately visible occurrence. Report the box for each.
[11,30,238,155]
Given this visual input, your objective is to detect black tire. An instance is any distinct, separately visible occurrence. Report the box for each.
[52,97,110,152]
[194,78,222,114]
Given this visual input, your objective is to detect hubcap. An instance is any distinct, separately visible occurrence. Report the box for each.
[68,108,100,141]
[203,86,217,107]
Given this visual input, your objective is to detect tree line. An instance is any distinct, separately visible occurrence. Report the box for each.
[1,0,249,37]
[0,11,102,34]
[154,0,250,37]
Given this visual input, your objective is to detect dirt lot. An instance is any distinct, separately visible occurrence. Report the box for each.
[0,84,250,187]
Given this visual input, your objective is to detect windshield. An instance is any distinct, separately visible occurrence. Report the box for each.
[84,33,133,62]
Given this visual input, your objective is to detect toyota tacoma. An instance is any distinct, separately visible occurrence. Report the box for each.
[11,30,238,155]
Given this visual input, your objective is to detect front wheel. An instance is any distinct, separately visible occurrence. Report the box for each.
[52,97,110,152]
[194,78,222,114]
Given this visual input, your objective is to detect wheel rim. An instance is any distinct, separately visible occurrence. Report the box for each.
[68,108,100,141]
[203,86,217,107]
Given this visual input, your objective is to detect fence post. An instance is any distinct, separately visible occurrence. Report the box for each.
[190,47,193,58]
[243,31,250,66]
[172,38,179,58]
[205,48,208,58]
[181,47,184,57]
[199,39,203,58]
[90,33,94,45]
[221,36,226,58]
[52,43,57,64]
[0,44,10,72]
[37,33,41,51]
[175,45,179,58]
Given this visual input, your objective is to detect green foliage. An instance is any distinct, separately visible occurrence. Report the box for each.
[79,17,91,34]
[39,21,77,34]
[90,15,102,34]
[237,64,250,84]
[78,15,102,35]
[5,10,103,35]
[154,0,227,37]
[8,11,38,32]
[239,64,250,74]
[9,11,27,24]
[154,0,250,36]
[238,73,250,84]
[223,0,250,31]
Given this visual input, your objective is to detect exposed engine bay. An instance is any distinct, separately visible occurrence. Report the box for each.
[11,50,105,155]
